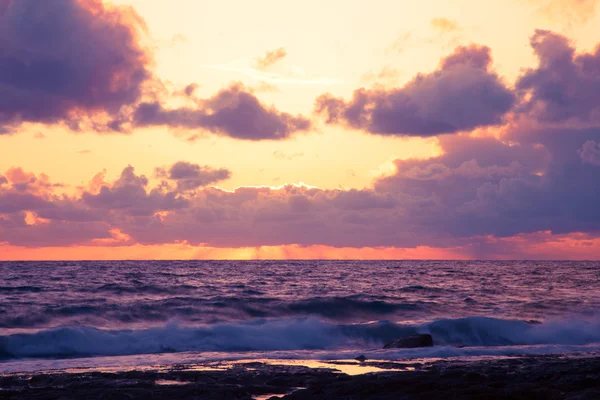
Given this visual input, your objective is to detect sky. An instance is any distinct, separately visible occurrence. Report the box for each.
[1,0,600,260]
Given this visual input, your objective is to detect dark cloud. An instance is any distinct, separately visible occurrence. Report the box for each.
[0,2,311,141]
[82,166,188,216]
[255,47,287,70]
[1,128,600,256]
[0,192,55,214]
[315,45,515,136]
[3,30,600,256]
[373,123,600,240]
[0,216,113,247]
[156,161,231,190]
[517,30,600,124]
[134,84,311,140]
[183,83,198,97]
[0,0,150,130]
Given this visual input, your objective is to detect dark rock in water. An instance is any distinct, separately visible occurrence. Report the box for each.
[355,355,367,362]
[383,334,434,349]
[525,319,542,325]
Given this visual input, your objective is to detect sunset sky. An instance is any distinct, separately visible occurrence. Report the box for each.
[1,0,600,260]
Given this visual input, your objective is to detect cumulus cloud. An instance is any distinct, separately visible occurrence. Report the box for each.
[134,84,311,140]
[156,161,232,190]
[3,27,600,257]
[517,30,600,124]
[82,166,188,216]
[1,124,600,257]
[255,47,287,70]
[0,0,150,131]
[315,45,515,136]
[0,1,310,141]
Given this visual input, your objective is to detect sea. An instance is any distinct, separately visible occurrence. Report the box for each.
[1,260,600,374]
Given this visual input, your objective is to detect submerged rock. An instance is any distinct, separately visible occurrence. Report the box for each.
[383,334,434,349]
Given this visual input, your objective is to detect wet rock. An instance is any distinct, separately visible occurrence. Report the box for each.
[3,356,600,400]
[383,334,434,349]
[525,319,542,325]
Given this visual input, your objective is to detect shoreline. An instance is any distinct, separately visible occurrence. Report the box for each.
[2,354,599,399]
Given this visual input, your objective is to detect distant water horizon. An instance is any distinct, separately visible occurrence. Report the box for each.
[1,260,599,373]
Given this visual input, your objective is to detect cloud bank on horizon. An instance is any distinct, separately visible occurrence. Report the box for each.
[1,0,600,259]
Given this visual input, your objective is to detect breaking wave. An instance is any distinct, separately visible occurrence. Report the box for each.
[2,316,600,360]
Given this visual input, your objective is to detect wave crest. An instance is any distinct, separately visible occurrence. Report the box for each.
[2,316,600,360]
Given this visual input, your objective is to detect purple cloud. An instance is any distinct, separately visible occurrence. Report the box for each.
[517,30,600,124]
[0,192,55,214]
[156,161,231,191]
[134,84,311,140]
[0,0,150,130]
[315,45,515,136]
[82,166,188,216]
[1,127,600,255]
[3,29,600,256]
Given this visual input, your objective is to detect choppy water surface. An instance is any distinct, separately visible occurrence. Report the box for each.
[1,261,599,368]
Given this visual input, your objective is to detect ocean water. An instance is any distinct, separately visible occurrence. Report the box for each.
[1,260,600,373]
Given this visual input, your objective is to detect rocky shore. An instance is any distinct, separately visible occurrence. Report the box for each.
[1,355,599,399]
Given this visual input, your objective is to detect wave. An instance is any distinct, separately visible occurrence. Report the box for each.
[2,316,600,361]
[0,296,430,329]
[0,286,43,293]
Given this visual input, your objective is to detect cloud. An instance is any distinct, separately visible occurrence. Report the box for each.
[81,166,189,217]
[3,29,600,258]
[529,0,599,23]
[134,83,311,140]
[0,0,151,131]
[359,66,401,85]
[1,124,600,258]
[255,47,287,70]
[315,45,515,136]
[578,140,600,166]
[156,161,232,190]
[182,83,199,97]
[386,32,412,55]
[273,151,304,160]
[430,18,461,33]
[517,30,600,125]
